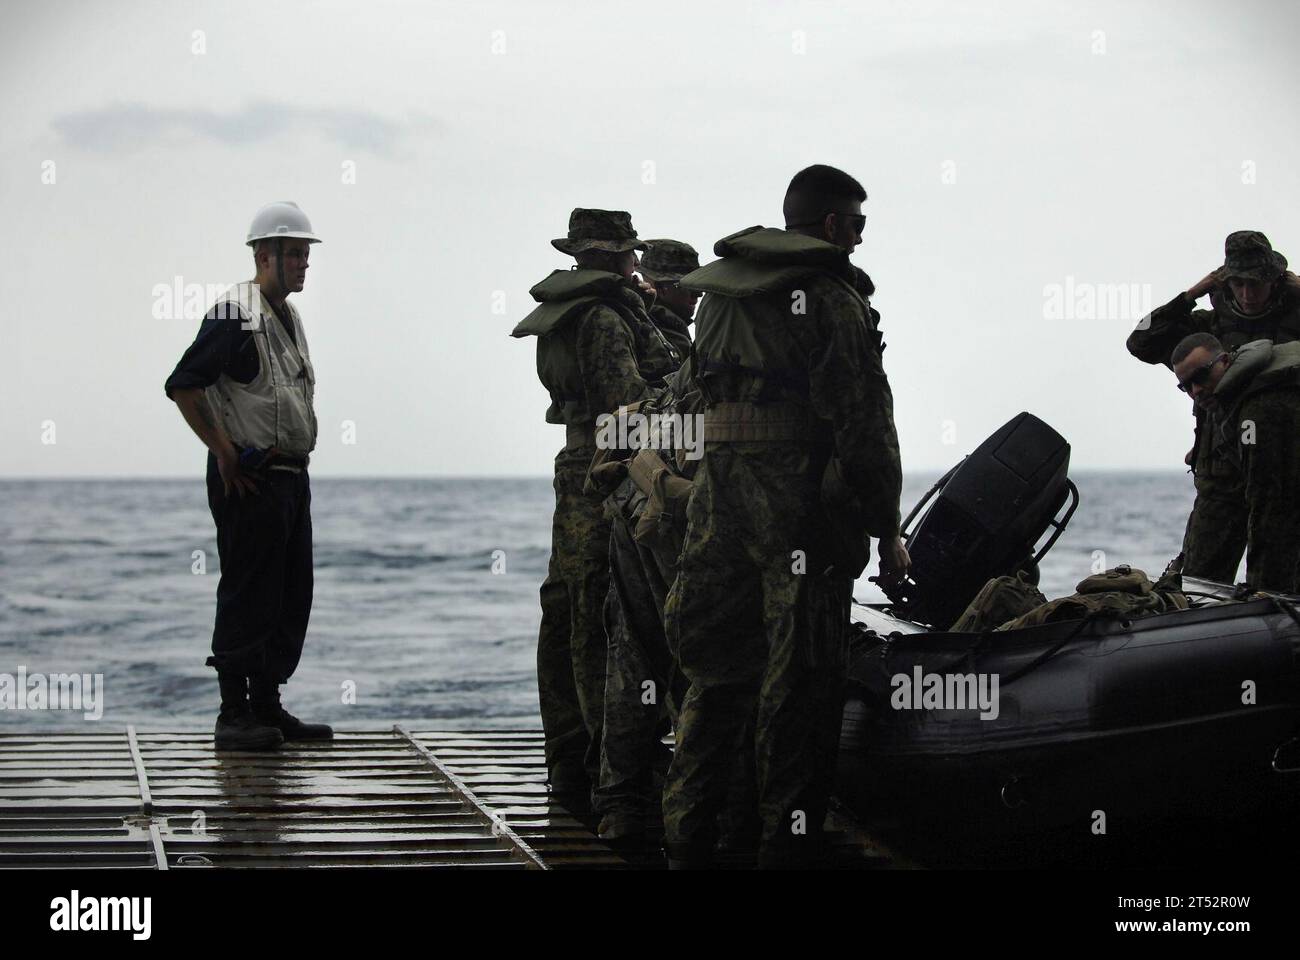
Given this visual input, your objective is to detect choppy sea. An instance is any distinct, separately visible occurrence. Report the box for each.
[0,472,1201,729]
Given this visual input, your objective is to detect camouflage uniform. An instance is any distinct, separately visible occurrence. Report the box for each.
[593,239,700,828]
[1206,341,1300,593]
[661,226,902,867]
[640,239,701,363]
[512,209,664,794]
[594,482,685,822]
[1128,231,1299,583]
[648,304,692,364]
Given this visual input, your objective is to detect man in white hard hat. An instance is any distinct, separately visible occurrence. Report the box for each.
[165,201,333,750]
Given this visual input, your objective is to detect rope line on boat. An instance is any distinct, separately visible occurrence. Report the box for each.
[998,614,1100,687]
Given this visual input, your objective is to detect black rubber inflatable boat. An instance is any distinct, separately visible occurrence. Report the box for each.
[838,414,1300,864]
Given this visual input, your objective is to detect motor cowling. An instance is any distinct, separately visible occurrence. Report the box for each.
[883,412,1076,629]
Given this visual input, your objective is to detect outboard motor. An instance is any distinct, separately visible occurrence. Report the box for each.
[881,412,1078,629]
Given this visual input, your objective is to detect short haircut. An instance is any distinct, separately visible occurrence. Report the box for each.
[783,164,867,227]
[1171,332,1223,367]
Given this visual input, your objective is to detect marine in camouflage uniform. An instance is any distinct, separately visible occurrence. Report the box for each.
[1128,231,1300,583]
[511,209,674,803]
[662,166,906,868]
[639,239,700,363]
[593,240,702,837]
[1173,335,1300,593]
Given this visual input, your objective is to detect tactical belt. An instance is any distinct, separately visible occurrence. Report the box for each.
[702,401,812,443]
[565,421,597,450]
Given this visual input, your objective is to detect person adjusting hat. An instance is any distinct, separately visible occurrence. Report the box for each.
[1128,230,1300,584]
[164,201,332,751]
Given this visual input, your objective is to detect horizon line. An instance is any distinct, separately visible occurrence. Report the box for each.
[0,468,1195,482]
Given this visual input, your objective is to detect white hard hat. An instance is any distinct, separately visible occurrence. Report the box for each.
[246,201,322,246]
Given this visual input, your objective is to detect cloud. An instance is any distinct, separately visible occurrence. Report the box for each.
[51,100,412,156]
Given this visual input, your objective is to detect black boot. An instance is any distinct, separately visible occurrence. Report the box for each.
[664,838,714,870]
[546,761,592,815]
[250,676,333,742]
[214,673,283,751]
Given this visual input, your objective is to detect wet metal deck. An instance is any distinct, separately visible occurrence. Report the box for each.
[0,727,623,869]
[0,727,894,870]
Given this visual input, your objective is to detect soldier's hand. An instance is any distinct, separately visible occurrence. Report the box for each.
[216,449,260,499]
[1187,270,1221,301]
[877,535,911,579]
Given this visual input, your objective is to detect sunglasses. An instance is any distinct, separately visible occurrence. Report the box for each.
[1177,353,1227,393]
[787,212,867,234]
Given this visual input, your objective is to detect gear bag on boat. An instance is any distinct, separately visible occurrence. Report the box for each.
[950,570,1048,633]
[995,565,1189,631]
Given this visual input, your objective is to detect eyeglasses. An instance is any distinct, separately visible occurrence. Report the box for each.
[786,212,867,234]
[1177,353,1227,393]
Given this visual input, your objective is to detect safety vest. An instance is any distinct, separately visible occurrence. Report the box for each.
[203,282,318,456]
[1201,340,1300,474]
[1217,340,1300,416]
[682,226,863,438]
[512,269,670,427]
[1207,288,1300,349]
[648,303,693,367]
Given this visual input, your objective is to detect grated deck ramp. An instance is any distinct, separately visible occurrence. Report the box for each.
[0,727,622,870]
[0,727,894,870]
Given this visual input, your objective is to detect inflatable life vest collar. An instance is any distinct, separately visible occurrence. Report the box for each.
[511,269,632,339]
[710,225,848,267]
[528,268,625,303]
[679,226,853,298]
[1212,339,1273,399]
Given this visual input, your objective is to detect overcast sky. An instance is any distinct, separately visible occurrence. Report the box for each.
[2,0,1297,477]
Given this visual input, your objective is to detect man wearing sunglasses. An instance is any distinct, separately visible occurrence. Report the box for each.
[1129,231,1300,583]
[660,164,907,868]
[1171,332,1300,592]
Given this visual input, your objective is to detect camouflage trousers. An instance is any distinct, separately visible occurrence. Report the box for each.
[662,443,851,867]
[593,504,684,818]
[1182,465,1247,586]
[537,444,610,788]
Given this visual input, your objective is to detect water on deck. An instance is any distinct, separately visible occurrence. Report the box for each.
[0,728,895,870]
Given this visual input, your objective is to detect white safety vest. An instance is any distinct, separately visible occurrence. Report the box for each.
[203,282,318,456]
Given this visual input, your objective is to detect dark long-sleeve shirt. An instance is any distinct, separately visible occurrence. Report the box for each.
[164,299,295,398]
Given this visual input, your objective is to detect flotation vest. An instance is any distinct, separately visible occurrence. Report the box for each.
[683,226,885,576]
[203,282,317,456]
[1217,339,1300,407]
[682,226,860,432]
[1207,288,1300,349]
[512,269,671,427]
[648,303,693,366]
[1202,340,1300,474]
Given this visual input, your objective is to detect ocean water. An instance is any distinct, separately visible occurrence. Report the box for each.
[0,471,1199,729]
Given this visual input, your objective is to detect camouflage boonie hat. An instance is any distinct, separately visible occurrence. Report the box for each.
[551,208,647,255]
[638,239,700,282]
[1217,230,1287,283]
